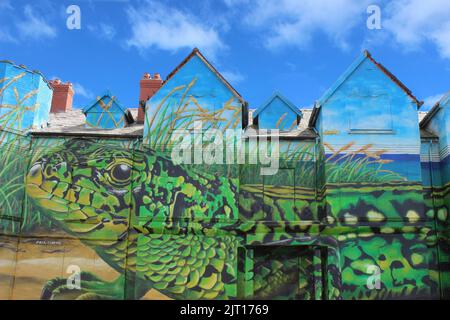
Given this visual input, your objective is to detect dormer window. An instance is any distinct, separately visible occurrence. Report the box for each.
[82,91,134,129]
[253,92,302,131]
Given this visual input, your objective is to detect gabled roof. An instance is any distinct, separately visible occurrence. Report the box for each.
[420,91,450,129]
[309,50,423,127]
[83,91,126,114]
[253,91,302,119]
[163,48,245,105]
[82,91,134,124]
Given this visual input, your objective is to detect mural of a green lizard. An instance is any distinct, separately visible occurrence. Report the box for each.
[25,139,313,299]
[25,138,443,300]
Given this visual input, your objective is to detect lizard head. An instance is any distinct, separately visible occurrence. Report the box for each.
[26,139,137,239]
[26,137,238,237]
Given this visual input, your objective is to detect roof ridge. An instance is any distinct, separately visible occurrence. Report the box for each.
[365,51,422,107]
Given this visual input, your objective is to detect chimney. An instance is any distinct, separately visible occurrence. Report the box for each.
[49,79,74,113]
[138,72,163,123]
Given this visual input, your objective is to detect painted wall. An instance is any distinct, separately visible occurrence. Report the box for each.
[311,53,441,299]
[420,93,450,299]
[5,134,438,300]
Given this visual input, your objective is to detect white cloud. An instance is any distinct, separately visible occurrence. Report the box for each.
[240,0,370,51]
[383,0,450,59]
[221,70,245,84]
[50,77,94,100]
[423,93,445,109]
[223,0,250,7]
[431,22,450,59]
[0,1,14,43]
[16,5,56,40]
[0,27,16,43]
[88,23,116,41]
[228,0,450,58]
[0,0,12,10]
[285,62,297,72]
[126,0,226,60]
[73,82,94,100]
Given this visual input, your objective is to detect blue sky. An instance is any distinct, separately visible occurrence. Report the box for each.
[1,0,449,111]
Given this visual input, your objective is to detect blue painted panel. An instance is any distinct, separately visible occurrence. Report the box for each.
[85,112,126,129]
[84,94,128,129]
[420,141,442,187]
[34,78,52,129]
[258,96,299,130]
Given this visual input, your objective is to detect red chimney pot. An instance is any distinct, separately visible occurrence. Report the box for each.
[49,80,74,113]
[138,72,163,123]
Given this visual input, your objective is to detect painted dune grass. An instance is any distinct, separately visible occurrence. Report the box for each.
[323,142,406,183]
[0,133,30,234]
[144,77,242,151]
[0,71,48,234]
[0,133,56,234]
[240,142,406,192]
[0,72,39,140]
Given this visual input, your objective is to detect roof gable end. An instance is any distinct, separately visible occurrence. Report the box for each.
[162,48,245,104]
[253,91,302,119]
[310,50,422,127]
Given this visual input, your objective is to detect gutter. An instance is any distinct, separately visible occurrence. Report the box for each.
[30,131,143,139]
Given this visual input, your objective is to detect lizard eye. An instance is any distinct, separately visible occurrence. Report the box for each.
[29,163,42,177]
[109,163,131,186]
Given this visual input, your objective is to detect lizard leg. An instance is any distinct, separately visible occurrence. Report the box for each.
[41,272,126,300]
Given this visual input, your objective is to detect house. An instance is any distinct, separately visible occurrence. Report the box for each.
[0,49,448,300]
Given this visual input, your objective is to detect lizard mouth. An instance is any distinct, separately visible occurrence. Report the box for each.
[26,161,129,237]
[26,162,100,222]
[26,162,72,216]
